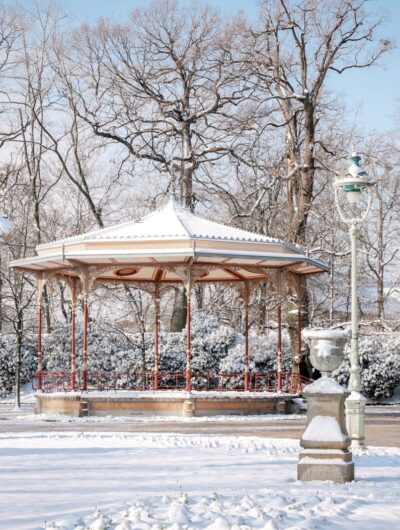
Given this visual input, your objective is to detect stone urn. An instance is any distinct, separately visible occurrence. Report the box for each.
[298,328,354,483]
[303,328,350,377]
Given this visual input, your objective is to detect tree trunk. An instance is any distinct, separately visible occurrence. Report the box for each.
[295,100,315,244]
[286,299,298,368]
[42,286,51,334]
[170,123,195,331]
[377,275,384,325]
[59,281,69,323]
[15,316,23,409]
[285,102,315,373]
[377,198,385,327]
[194,284,204,311]
[140,326,147,390]
[170,287,187,332]
[255,282,267,332]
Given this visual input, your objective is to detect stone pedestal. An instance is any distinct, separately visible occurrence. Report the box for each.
[346,391,367,447]
[298,377,354,483]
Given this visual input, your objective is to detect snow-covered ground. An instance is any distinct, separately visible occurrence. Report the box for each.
[0,381,36,405]
[1,432,400,530]
[6,411,305,424]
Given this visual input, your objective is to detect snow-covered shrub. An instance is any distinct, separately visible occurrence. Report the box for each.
[4,318,399,400]
[43,323,147,373]
[217,328,292,389]
[190,314,237,371]
[0,333,36,397]
[40,316,292,387]
[42,325,73,371]
[43,315,238,377]
[158,331,185,371]
[219,328,291,373]
[333,333,400,400]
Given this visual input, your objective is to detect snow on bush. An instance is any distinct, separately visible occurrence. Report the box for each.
[219,328,291,373]
[1,319,400,400]
[39,322,397,399]
[333,333,400,400]
[0,334,36,397]
[41,315,239,375]
[190,315,237,371]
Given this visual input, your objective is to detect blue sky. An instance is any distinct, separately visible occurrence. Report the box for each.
[61,0,400,133]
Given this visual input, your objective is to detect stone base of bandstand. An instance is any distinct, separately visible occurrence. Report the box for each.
[297,377,355,484]
[35,391,298,417]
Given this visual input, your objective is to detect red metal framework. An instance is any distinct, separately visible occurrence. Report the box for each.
[32,370,313,394]
[33,266,309,399]
[185,296,191,392]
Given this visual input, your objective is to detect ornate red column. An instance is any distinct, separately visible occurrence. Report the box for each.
[37,299,43,390]
[153,287,160,391]
[239,283,251,391]
[71,299,76,390]
[66,278,78,391]
[277,303,283,392]
[244,294,250,391]
[277,270,283,392]
[82,296,88,391]
[185,291,191,392]
[77,269,92,392]
[36,277,46,391]
[175,267,193,393]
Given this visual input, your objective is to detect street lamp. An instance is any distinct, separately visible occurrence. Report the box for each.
[334,152,375,447]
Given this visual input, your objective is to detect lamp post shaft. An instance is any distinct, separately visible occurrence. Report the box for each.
[349,223,361,392]
[345,221,366,447]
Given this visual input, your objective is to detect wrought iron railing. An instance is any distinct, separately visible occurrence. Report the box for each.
[32,370,313,394]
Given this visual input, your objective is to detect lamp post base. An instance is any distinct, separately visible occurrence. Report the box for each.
[345,391,367,448]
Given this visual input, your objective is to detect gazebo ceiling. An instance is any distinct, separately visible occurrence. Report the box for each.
[11,198,329,282]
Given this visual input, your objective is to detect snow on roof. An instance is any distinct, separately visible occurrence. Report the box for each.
[0,214,12,234]
[37,197,288,249]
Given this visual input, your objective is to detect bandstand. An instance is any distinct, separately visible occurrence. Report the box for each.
[11,198,329,416]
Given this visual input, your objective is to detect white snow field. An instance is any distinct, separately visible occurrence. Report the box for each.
[1,432,400,530]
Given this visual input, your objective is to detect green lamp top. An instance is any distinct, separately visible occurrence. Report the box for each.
[348,152,367,177]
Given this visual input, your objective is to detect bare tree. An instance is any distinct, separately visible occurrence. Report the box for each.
[60,1,251,207]
[15,3,68,332]
[51,0,256,330]
[250,0,389,244]
[0,174,36,407]
[361,143,400,327]
[238,0,390,365]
